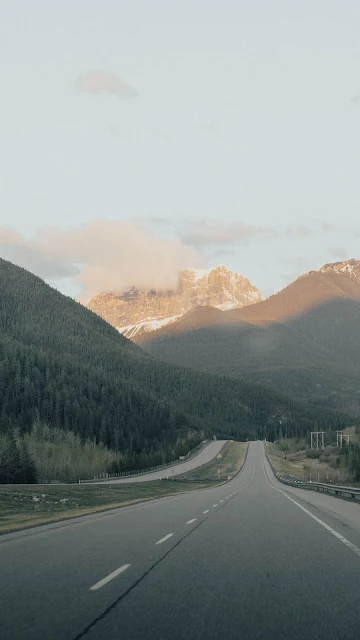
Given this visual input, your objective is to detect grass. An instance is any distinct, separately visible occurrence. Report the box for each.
[0,441,248,534]
[174,440,248,482]
[266,441,359,485]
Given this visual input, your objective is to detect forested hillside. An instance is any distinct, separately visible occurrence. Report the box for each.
[0,259,356,480]
[139,261,360,415]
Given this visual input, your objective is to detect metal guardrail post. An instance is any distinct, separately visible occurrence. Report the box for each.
[264,448,360,502]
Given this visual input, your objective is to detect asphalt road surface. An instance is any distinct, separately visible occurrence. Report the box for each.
[2,441,360,640]
[97,440,227,484]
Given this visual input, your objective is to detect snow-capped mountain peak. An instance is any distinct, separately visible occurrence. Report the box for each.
[320,259,360,283]
[86,265,262,339]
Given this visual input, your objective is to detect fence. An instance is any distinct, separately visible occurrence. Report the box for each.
[79,440,210,484]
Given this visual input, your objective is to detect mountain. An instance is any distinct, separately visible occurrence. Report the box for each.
[0,258,353,475]
[138,259,360,416]
[86,265,262,339]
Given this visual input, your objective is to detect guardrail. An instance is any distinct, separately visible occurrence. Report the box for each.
[79,440,210,484]
[277,478,360,500]
[265,450,360,502]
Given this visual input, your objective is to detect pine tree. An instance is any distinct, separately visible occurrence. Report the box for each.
[0,430,20,483]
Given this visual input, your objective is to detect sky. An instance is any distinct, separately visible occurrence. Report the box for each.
[0,0,359,299]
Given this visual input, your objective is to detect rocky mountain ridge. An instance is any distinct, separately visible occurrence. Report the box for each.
[86,265,262,338]
[319,258,360,282]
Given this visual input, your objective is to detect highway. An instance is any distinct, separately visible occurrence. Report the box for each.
[1,441,360,640]
[98,440,227,483]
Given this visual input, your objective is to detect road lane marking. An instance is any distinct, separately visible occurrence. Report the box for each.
[212,504,218,507]
[203,510,210,514]
[226,496,229,499]
[155,533,174,545]
[282,493,360,558]
[90,564,130,591]
[186,519,197,524]
[261,451,360,559]
[220,500,224,502]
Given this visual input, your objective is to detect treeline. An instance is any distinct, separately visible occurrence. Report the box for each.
[0,257,357,483]
[341,441,360,481]
[0,430,37,484]
[0,423,204,484]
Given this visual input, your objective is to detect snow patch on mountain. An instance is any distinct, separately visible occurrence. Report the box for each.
[320,259,360,283]
[118,315,182,339]
[87,264,262,340]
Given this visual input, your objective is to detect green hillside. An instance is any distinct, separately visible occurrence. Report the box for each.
[0,258,356,481]
[139,267,360,415]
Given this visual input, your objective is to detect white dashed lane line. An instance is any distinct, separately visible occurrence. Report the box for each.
[90,564,130,591]
[155,533,174,545]
[88,482,244,594]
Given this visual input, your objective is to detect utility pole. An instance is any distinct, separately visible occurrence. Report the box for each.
[336,431,350,447]
[310,431,325,450]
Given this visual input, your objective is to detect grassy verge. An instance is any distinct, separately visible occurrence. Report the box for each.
[265,441,359,485]
[174,441,248,482]
[0,441,248,535]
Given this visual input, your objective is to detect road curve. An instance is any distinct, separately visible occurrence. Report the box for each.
[97,439,227,483]
[1,441,360,640]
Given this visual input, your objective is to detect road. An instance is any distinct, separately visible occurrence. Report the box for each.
[97,440,227,483]
[2,441,360,640]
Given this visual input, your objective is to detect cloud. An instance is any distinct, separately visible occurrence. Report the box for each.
[285,225,312,237]
[0,228,80,280]
[179,221,276,248]
[329,246,348,260]
[0,221,204,300]
[179,220,334,249]
[76,72,138,99]
[351,92,360,103]
[321,221,335,232]
[211,248,236,257]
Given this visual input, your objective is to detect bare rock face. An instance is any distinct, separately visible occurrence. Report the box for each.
[319,259,360,284]
[86,265,262,339]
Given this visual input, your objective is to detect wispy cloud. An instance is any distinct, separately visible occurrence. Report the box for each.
[329,246,348,260]
[321,221,335,232]
[179,222,276,248]
[76,72,138,99]
[211,248,236,257]
[285,225,312,237]
[0,221,204,300]
[178,219,336,249]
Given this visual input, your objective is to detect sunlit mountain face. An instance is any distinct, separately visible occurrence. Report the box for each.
[86,265,262,339]
[135,260,360,416]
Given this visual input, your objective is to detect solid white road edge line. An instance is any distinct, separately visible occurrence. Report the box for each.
[155,533,174,545]
[186,519,197,524]
[90,564,131,591]
[261,451,360,559]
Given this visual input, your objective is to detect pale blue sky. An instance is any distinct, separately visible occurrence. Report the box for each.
[0,1,359,298]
